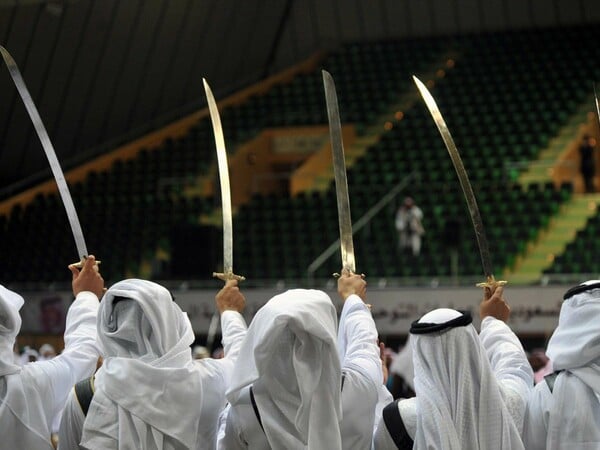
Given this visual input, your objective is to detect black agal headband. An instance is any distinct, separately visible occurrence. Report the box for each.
[410,310,473,335]
[563,282,600,301]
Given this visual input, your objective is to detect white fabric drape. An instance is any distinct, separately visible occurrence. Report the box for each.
[81,279,203,450]
[412,309,524,450]
[0,285,99,450]
[524,282,600,450]
[226,289,343,450]
[0,285,23,377]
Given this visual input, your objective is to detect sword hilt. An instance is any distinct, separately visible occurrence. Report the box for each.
[333,269,365,278]
[476,275,507,290]
[70,257,101,269]
[213,272,245,282]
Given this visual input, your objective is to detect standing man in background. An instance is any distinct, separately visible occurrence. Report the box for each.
[395,197,425,257]
[579,134,597,193]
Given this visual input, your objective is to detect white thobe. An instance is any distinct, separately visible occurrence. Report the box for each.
[373,316,532,449]
[522,283,600,450]
[59,310,246,450]
[218,294,384,450]
[217,290,342,450]
[523,369,600,450]
[0,291,100,450]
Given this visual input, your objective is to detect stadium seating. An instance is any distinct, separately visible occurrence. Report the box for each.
[1,24,599,285]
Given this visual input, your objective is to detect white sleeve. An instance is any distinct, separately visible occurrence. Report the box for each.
[522,381,552,450]
[221,310,247,359]
[57,389,86,450]
[338,294,382,385]
[217,404,247,450]
[24,291,100,420]
[338,295,384,450]
[479,316,533,432]
[203,310,247,387]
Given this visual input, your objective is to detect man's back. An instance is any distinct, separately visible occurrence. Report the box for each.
[1,265,101,450]
[76,279,247,450]
[523,280,600,450]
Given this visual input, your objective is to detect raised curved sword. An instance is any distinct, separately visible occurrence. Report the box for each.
[413,75,505,289]
[0,46,93,267]
[322,70,357,276]
[203,78,244,350]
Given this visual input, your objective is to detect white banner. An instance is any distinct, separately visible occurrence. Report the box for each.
[16,285,566,336]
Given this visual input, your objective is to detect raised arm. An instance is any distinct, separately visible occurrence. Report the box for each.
[200,279,247,387]
[24,256,103,421]
[337,273,381,383]
[479,286,533,432]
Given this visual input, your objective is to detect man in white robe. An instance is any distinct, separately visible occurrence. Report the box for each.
[374,286,532,449]
[0,256,103,450]
[72,278,246,450]
[395,197,424,257]
[218,288,343,449]
[523,280,600,449]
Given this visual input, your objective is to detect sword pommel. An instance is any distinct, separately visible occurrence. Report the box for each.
[213,272,245,282]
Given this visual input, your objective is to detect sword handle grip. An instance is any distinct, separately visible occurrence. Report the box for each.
[333,269,365,278]
[70,258,101,269]
[476,275,507,290]
[213,272,245,282]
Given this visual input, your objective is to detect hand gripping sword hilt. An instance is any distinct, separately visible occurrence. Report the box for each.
[333,268,366,278]
[213,272,246,282]
[476,275,507,290]
[70,256,101,269]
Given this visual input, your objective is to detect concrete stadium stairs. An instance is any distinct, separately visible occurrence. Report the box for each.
[517,100,591,187]
[306,51,461,193]
[503,193,600,284]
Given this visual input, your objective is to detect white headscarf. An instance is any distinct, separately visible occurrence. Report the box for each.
[81,279,203,450]
[227,289,343,450]
[412,308,524,450]
[0,285,52,449]
[544,280,600,449]
[0,285,23,377]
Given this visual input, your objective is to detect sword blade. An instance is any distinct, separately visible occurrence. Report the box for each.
[0,46,88,259]
[203,79,234,276]
[413,75,495,281]
[594,83,600,127]
[322,70,356,274]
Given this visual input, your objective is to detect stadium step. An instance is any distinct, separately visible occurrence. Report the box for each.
[503,193,600,284]
[517,99,593,187]
[296,50,461,194]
